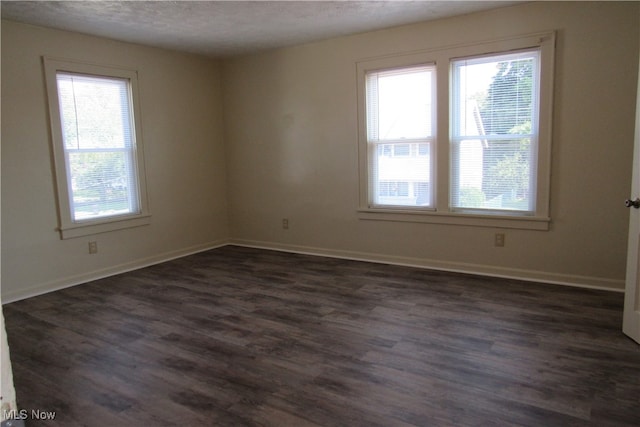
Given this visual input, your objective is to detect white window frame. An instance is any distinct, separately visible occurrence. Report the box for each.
[43,57,151,239]
[365,63,437,209]
[357,32,555,230]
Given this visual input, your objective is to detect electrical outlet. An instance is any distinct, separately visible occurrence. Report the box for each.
[494,233,505,247]
[282,218,289,230]
[88,241,98,254]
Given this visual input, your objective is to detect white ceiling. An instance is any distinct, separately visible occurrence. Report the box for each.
[1,1,523,57]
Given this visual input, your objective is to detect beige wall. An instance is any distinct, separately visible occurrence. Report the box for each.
[2,2,639,301]
[223,2,640,289]
[1,21,229,301]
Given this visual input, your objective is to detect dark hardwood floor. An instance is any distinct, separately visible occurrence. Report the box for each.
[3,245,639,426]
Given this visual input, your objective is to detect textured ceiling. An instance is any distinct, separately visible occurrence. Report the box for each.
[1,1,523,57]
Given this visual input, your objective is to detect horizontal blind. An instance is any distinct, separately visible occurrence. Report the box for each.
[56,73,140,221]
[366,65,435,208]
[451,50,539,213]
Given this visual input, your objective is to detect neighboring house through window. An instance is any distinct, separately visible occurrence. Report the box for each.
[357,32,555,230]
[366,64,435,208]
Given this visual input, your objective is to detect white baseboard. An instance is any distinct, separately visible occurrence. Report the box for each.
[229,239,625,292]
[1,239,230,304]
[2,237,624,304]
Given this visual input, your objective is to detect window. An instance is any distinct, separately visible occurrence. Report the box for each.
[451,50,539,214]
[365,65,435,208]
[44,58,150,238]
[357,32,554,230]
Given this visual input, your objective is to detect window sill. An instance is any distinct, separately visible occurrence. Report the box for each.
[58,214,152,239]
[357,208,549,230]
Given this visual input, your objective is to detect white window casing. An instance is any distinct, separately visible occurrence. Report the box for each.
[43,57,151,239]
[356,32,555,230]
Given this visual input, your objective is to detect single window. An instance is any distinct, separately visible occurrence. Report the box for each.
[365,65,435,208]
[57,73,141,221]
[451,50,540,214]
[44,58,150,239]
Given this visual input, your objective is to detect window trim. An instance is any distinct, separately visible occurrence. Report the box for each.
[43,57,151,239]
[356,32,555,230]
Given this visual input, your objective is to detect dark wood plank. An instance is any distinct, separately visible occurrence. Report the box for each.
[3,245,639,426]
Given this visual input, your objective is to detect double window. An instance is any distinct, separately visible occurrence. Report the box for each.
[357,32,554,229]
[44,58,150,238]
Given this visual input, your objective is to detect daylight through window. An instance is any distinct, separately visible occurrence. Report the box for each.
[451,50,540,214]
[357,32,554,229]
[44,58,150,239]
[365,65,435,208]
[57,73,141,221]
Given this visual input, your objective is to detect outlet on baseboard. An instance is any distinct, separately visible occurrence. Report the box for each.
[88,241,98,254]
[494,233,505,247]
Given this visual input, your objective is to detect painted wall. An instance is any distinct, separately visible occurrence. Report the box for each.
[2,2,638,300]
[223,2,640,289]
[1,21,229,301]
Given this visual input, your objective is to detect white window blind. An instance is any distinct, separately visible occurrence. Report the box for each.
[56,73,141,222]
[451,50,540,213]
[366,65,435,208]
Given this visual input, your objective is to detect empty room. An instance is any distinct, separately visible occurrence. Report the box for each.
[1,1,640,426]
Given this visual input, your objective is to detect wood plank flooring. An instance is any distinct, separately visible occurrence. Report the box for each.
[3,245,639,426]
